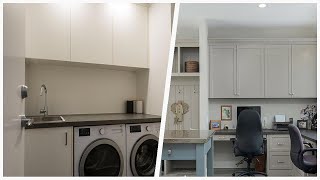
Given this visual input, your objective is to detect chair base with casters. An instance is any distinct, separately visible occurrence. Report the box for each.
[232,157,267,176]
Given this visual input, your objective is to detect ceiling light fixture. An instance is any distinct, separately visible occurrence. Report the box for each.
[258,3,267,8]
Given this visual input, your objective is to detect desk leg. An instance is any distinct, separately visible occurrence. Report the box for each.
[207,137,213,176]
[196,143,206,176]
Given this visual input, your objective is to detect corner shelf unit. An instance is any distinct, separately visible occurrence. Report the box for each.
[172,45,200,77]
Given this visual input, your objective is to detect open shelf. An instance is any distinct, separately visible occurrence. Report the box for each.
[172,72,200,77]
[172,46,200,76]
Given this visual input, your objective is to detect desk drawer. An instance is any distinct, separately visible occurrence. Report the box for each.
[268,135,290,152]
[269,152,292,170]
[268,169,292,176]
[213,135,235,141]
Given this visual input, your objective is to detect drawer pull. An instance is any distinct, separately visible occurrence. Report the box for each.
[168,149,172,155]
[277,142,285,145]
[277,160,285,163]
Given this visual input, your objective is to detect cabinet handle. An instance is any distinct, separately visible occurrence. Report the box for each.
[65,132,68,146]
[277,142,284,145]
[277,160,285,163]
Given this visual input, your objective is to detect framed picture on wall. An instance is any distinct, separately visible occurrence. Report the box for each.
[297,120,308,129]
[221,105,232,120]
[209,120,221,130]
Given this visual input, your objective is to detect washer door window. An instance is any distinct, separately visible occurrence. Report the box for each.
[130,134,158,176]
[79,139,124,176]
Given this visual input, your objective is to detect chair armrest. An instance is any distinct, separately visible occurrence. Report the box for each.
[303,141,315,155]
[299,148,317,164]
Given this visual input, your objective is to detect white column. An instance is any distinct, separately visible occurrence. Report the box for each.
[199,20,209,130]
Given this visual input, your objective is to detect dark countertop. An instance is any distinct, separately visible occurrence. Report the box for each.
[164,130,214,144]
[300,129,317,143]
[215,129,289,135]
[25,113,161,129]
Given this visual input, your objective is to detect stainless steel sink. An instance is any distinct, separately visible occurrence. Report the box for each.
[27,115,65,125]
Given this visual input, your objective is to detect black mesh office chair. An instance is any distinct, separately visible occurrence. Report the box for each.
[232,109,267,176]
[288,124,317,174]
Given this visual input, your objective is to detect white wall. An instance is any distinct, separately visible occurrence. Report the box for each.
[136,3,171,116]
[3,4,26,176]
[209,98,316,130]
[25,62,137,115]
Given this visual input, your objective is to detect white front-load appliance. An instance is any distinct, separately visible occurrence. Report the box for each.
[126,122,160,176]
[74,124,126,176]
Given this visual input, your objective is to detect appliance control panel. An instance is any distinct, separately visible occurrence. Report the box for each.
[130,125,141,133]
[79,128,90,136]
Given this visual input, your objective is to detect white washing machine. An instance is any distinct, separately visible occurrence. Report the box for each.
[74,124,126,176]
[126,122,160,176]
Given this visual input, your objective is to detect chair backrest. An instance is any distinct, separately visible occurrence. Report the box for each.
[236,109,263,154]
[288,124,304,169]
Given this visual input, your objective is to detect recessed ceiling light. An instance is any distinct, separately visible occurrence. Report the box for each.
[258,3,267,8]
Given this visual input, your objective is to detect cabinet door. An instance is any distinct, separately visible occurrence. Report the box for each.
[209,46,237,98]
[25,127,73,176]
[25,4,70,61]
[291,45,317,98]
[265,45,291,98]
[70,4,112,65]
[237,46,264,98]
[113,4,148,68]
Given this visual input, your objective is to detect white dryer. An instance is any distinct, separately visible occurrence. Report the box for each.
[74,124,126,176]
[126,122,160,176]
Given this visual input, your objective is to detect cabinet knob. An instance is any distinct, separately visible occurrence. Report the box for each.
[168,149,172,155]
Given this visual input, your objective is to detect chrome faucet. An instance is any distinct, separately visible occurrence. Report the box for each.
[40,84,48,116]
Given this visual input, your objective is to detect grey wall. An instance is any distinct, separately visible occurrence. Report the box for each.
[209,98,316,129]
[25,62,137,115]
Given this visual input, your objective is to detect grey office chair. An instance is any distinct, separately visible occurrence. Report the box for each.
[288,124,317,174]
[232,109,267,176]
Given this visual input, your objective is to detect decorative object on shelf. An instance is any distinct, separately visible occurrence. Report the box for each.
[171,101,189,130]
[210,120,221,130]
[221,105,232,120]
[300,105,317,130]
[297,120,308,129]
[185,61,199,72]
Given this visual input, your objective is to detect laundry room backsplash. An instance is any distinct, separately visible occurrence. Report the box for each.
[209,98,317,129]
[25,62,138,116]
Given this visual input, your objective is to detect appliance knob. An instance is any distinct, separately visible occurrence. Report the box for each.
[99,128,105,135]
[146,126,151,131]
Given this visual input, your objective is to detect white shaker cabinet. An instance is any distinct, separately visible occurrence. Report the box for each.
[209,45,237,98]
[265,45,292,98]
[70,4,113,65]
[113,5,148,68]
[237,46,264,98]
[25,127,73,176]
[25,4,70,61]
[291,45,317,98]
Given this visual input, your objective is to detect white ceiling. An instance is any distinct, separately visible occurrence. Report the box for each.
[177,3,317,39]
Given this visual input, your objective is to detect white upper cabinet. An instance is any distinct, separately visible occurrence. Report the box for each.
[113,5,148,68]
[265,45,291,98]
[25,4,70,61]
[291,45,317,98]
[237,46,264,98]
[209,45,236,98]
[25,4,149,69]
[70,4,113,64]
